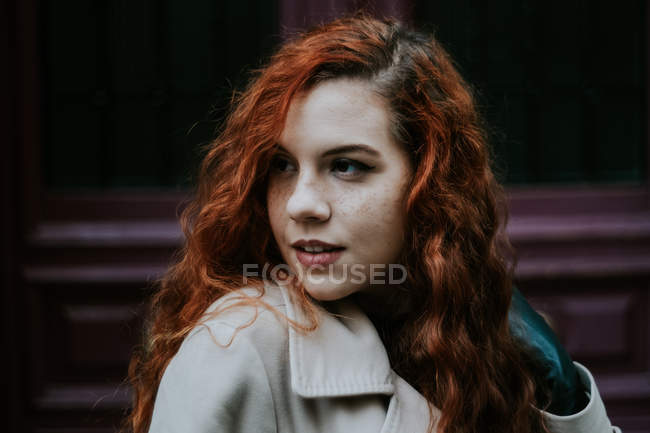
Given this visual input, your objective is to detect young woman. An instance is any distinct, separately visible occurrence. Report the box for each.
[124,15,621,433]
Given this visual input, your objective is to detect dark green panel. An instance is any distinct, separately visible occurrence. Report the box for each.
[48,101,102,187]
[108,0,157,94]
[483,1,527,89]
[46,1,98,92]
[225,0,266,87]
[168,97,215,187]
[415,0,646,185]
[492,94,529,184]
[42,0,279,190]
[111,100,160,187]
[538,97,584,182]
[167,0,217,94]
[42,1,644,189]
[540,3,583,87]
[594,95,643,182]
[588,2,644,87]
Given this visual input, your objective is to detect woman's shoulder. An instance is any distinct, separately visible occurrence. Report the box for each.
[185,282,290,353]
[151,284,286,432]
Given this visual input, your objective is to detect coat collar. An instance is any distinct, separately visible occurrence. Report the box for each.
[277,283,396,398]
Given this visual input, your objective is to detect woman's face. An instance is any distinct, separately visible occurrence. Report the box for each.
[266,78,413,301]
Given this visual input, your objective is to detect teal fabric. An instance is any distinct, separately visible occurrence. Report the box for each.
[508,286,590,416]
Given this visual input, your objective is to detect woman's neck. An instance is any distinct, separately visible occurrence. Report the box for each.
[351,284,413,324]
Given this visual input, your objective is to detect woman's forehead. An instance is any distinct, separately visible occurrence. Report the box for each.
[279,78,395,155]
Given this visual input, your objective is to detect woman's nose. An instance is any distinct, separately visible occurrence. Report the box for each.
[286,174,331,223]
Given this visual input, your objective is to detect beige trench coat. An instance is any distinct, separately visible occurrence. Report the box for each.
[148,283,621,433]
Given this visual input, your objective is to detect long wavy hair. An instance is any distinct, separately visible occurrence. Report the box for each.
[123,14,549,433]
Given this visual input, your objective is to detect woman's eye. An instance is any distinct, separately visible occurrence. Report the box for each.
[270,156,296,173]
[331,158,374,178]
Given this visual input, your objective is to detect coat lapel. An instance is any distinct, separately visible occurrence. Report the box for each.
[381,373,441,433]
[279,283,395,398]
[276,283,440,433]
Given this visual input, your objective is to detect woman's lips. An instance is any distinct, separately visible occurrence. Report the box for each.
[294,247,345,266]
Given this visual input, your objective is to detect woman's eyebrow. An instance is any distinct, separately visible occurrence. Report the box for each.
[321,144,380,158]
[274,143,381,158]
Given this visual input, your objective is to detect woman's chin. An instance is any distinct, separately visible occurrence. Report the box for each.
[302,282,359,302]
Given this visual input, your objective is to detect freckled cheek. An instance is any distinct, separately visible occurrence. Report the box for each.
[358,188,408,260]
[339,193,394,259]
[266,185,290,239]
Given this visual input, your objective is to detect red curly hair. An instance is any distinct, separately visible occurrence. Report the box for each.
[123,14,549,433]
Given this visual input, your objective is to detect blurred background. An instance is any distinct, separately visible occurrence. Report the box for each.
[2,0,648,432]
